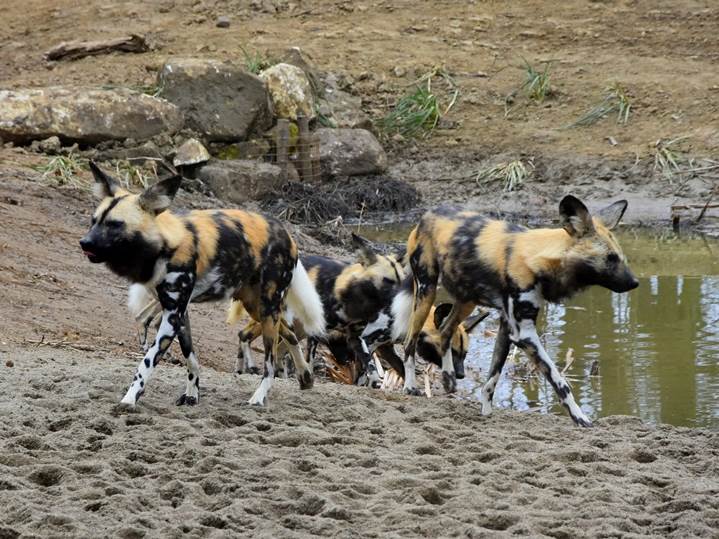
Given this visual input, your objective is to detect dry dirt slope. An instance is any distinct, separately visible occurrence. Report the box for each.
[1,346,719,538]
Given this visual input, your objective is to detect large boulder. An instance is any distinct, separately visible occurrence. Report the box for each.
[317,128,387,177]
[0,87,182,144]
[196,159,283,203]
[158,59,272,142]
[259,63,315,121]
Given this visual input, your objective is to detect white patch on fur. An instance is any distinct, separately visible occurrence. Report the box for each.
[360,312,391,351]
[390,288,413,342]
[127,284,157,322]
[285,260,326,337]
[191,267,223,300]
[403,356,417,392]
[441,346,454,374]
[248,367,274,406]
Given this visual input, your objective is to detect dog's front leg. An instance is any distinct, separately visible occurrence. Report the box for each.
[120,271,194,407]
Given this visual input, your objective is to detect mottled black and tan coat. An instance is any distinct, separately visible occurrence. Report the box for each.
[401,196,638,426]
[80,162,324,408]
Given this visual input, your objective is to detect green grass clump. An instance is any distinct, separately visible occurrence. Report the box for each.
[35,154,88,188]
[475,159,532,192]
[379,68,459,139]
[505,58,553,116]
[113,160,158,190]
[380,84,441,138]
[653,136,689,182]
[241,47,275,75]
[566,83,631,128]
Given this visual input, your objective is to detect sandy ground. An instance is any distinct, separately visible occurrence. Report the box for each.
[1,172,719,538]
[1,346,718,538]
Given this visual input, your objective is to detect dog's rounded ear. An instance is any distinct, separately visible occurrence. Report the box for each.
[351,232,378,266]
[433,303,453,329]
[461,310,490,334]
[89,160,119,199]
[596,200,628,230]
[559,195,594,238]
[139,175,182,215]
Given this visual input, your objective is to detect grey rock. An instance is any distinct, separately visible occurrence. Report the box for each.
[158,58,272,142]
[173,138,210,167]
[319,73,371,129]
[259,63,315,121]
[196,159,284,203]
[317,128,387,177]
[0,87,183,144]
[216,16,230,28]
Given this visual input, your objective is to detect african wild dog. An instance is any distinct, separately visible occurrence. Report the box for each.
[360,275,488,390]
[402,196,638,426]
[228,233,404,387]
[80,161,324,408]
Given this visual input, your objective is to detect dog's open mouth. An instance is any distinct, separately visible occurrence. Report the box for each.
[83,250,100,263]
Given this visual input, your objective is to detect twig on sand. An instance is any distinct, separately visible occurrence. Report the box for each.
[695,184,717,224]
[24,335,107,353]
[44,34,149,61]
[424,365,433,398]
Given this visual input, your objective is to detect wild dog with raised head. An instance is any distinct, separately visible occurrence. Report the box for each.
[80,162,324,407]
[228,233,404,387]
[360,276,488,390]
[402,196,638,426]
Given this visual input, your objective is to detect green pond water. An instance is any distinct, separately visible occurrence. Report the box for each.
[359,225,719,429]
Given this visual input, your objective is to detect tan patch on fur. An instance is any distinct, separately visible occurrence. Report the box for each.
[230,211,270,264]
[508,228,573,289]
[188,212,220,276]
[430,217,460,259]
[333,263,364,296]
[476,220,510,278]
[307,266,320,287]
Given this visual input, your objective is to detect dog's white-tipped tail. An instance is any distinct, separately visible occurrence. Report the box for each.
[286,260,325,337]
[128,284,160,323]
[226,300,246,325]
[391,284,414,343]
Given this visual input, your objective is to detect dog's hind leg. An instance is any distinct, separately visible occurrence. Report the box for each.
[279,320,313,390]
[479,315,511,415]
[236,320,262,375]
[176,311,200,406]
[437,301,475,394]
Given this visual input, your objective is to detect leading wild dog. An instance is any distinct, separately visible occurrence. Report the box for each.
[80,162,324,407]
[228,234,404,387]
[402,196,638,426]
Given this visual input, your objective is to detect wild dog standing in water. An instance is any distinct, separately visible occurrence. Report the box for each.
[80,162,324,407]
[402,196,638,426]
[228,234,404,387]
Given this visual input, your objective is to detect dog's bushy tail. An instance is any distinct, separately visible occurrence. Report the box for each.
[391,274,414,343]
[286,259,325,337]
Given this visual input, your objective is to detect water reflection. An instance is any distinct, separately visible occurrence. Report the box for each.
[464,275,719,429]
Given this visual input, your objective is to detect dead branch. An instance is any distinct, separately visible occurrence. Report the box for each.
[45,34,149,61]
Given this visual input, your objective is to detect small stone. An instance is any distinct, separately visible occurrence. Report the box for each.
[392,66,406,77]
[216,16,230,28]
[38,136,62,154]
[5,360,13,367]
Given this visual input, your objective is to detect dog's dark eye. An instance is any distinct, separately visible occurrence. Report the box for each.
[607,253,620,264]
[382,277,396,284]
[105,220,123,229]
